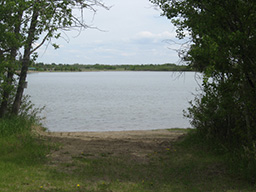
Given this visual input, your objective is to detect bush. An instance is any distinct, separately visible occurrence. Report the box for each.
[19,95,45,123]
[185,76,256,181]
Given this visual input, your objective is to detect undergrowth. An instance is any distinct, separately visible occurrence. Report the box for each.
[180,130,256,185]
[0,116,48,173]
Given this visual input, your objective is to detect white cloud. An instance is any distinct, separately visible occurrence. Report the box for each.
[36,0,184,65]
[131,31,176,45]
[120,52,136,57]
[136,31,155,38]
[135,31,176,39]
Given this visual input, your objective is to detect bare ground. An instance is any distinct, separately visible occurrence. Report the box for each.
[37,129,186,167]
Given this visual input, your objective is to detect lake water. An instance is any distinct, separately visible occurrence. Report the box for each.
[25,71,202,132]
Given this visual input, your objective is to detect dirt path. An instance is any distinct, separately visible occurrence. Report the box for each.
[38,129,186,167]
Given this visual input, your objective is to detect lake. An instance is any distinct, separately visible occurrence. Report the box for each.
[25,71,202,132]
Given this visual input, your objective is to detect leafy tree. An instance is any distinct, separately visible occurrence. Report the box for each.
[0,1,25,117]
[151,0,256,149]
[0,0,108,116]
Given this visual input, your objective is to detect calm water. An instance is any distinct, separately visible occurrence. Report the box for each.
[25,71,202,132]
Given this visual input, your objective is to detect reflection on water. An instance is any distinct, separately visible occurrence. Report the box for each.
[25,71,202,132]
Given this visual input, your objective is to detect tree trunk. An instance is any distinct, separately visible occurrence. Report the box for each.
[0,70,14,117]
[12,8,39,115]
[11,59,29,115]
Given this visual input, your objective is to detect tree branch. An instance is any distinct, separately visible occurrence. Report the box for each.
[29,32,51,54]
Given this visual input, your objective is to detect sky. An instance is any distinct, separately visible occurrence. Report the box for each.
[37,0,183,65]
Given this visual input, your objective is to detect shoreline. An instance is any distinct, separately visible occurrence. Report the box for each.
[35,127,187,140]
[28,70,196,73]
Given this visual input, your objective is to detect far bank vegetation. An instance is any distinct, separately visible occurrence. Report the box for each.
[32,63,193,72]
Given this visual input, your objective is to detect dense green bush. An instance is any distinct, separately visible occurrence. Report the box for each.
[186,74,256,146]
[152,0,256,178]
[185,76,256,180]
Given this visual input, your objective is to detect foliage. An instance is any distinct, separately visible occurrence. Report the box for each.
[19,94,45,123]
[0,0,108,117]
[32,62,193,71]
[151,0,256,175]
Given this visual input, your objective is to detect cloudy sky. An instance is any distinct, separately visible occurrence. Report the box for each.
[37,0,183,65]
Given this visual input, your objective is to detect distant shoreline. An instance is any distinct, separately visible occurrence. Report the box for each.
[29,63,195,72]
[28,70,196,73]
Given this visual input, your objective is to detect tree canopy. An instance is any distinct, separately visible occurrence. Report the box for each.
[151,0,256,167]
[151,0,256,75]
[0,0,108,116]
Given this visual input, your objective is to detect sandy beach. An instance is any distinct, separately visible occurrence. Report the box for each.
[41,129,185,140]
[36,128,186,166]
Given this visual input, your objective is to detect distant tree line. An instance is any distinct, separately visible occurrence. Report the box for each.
[32,63,193,72]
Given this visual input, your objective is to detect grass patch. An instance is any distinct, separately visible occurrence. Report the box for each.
[0,124,255,191]
[0,116,49,191]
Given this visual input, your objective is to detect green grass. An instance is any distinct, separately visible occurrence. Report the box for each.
[0,120,255,191]
[0,116,49,191]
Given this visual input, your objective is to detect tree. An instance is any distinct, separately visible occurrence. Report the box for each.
[151,0,256,148]
[0,0,108,116]
[0,0,25,117]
